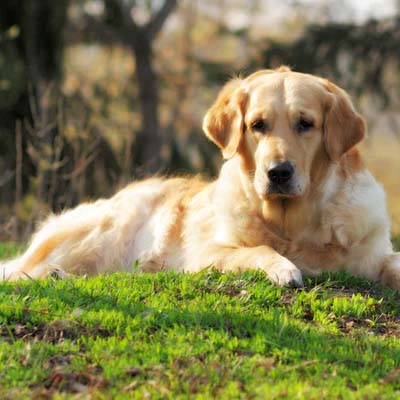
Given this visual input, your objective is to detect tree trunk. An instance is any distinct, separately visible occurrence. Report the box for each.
[103,0,177,175]
[131,38,163,174]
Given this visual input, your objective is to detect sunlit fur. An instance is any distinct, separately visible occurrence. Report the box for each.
[2,67,399,289]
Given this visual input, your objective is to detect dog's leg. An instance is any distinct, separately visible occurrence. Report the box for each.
[200,245,303,287]
[0,224,94,281]
[0,202,115,280]
[0,255,67,281]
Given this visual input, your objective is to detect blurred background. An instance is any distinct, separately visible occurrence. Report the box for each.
[1,0,400,242]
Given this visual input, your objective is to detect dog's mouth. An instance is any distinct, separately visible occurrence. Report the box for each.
[266,181,298,198]
[254,169,305,200]
[255,178,304,200]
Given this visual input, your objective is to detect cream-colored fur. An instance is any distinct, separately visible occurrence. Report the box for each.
[2,67,399,289]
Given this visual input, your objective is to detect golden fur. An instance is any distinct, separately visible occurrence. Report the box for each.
[2,67,399,288]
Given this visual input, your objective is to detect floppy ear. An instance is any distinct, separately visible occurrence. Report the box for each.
[202,78,248,159]
[323,82,366,161]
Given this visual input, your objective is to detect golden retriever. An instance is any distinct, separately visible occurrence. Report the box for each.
[2,67,400,288]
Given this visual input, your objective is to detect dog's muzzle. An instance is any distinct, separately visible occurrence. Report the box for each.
[266,161,296,196]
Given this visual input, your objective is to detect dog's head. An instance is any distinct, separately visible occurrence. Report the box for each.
[203,67,365,200]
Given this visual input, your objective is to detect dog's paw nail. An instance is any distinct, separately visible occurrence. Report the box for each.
[288,277,304,288]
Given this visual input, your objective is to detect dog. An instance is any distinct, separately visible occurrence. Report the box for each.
[2,67,400,289]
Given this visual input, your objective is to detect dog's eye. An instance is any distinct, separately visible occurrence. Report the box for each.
[296,118,314,134]
[251,119,268,133]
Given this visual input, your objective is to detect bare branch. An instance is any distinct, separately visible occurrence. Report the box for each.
[145,0,178,40]
[105,0,141,39]
[102,0,178,48]
[118,0,138,29]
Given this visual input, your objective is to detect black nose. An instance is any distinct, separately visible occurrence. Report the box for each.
[267,161,294,184]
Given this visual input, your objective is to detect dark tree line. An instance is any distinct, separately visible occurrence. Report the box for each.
[0,0,178,213]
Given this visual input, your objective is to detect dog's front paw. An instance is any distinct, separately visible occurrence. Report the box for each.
[266,259,303,288]
[380,253,400,290]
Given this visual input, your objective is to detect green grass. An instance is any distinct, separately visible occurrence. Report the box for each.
[1,241,400,399]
